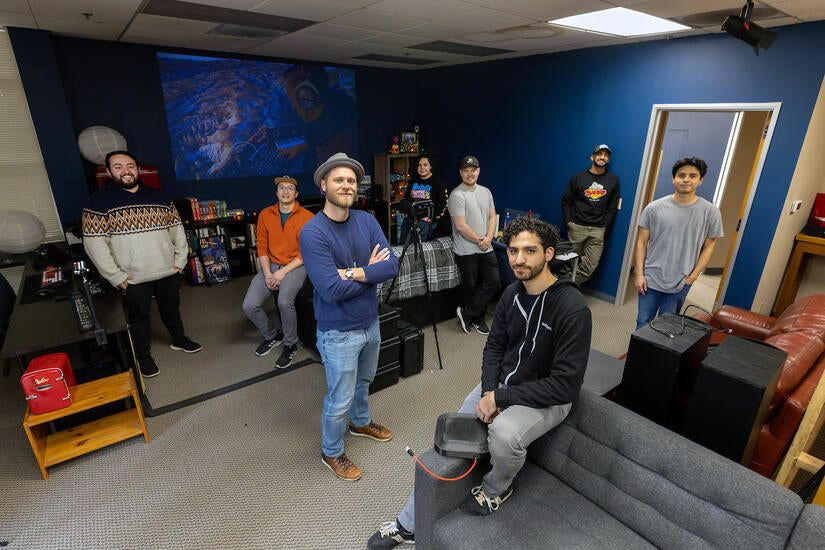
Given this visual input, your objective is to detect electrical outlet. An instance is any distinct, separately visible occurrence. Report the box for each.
[790,200,803,213]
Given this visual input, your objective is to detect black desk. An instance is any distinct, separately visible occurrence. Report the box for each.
[1,258,133,375]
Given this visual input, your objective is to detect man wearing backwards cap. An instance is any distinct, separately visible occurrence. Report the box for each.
[561,144,621,284]
[448,155,500,335]
[300,153,399,482]
[242,175,313,368]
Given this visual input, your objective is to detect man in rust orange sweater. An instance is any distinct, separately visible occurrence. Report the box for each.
[242,176,314,368]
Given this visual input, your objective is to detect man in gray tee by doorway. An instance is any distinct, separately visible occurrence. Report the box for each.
[448,155,500,335]
[634,157,724,329]
[561,144,621,284]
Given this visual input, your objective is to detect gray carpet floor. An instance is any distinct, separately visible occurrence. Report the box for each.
[1,279,821,549]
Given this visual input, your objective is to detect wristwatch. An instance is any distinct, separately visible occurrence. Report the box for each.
[345,268,355,280]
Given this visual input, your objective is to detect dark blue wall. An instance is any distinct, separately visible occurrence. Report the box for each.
[9,29,414,219]
[414,22,825,309]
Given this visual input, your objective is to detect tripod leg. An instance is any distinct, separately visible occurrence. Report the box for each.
[412,227,445,370]
[383,224,416,304]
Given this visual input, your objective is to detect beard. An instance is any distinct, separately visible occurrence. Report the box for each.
[325,191,354,209]
[512,262,545,281]
[112,174,140,190]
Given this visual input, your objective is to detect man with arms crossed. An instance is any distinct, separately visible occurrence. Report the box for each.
[561,144,621,283]
[634,157,723,329]
[368,217,592,549]
[449,155,500,335]
[300,153,400,481]
[242,175,313,368]
[82,150,201,379]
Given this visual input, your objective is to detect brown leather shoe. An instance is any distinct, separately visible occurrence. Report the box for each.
[349,421,393,442]
[322,453,362,481]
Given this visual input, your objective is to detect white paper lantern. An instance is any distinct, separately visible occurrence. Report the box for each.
[0,210,46,253]
[77,126,127,165]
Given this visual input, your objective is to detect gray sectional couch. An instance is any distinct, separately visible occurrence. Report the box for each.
[414,389,825,549]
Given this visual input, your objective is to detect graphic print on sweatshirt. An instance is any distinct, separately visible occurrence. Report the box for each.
[584,182,607,202]
[409,182,433,200]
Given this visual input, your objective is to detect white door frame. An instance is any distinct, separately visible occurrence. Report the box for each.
[615,102,782,308]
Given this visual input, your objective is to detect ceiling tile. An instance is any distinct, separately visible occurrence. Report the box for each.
[461,0,612,21]
[187,34,266,51]
[632,0,746,19]
[760,16,803,27]
[403,23,466,39]
[121,35,195,48]
[0,0,31,15]
[269,32,348,48]
[28,0,142,19]
[367,0,464,21]
[295,22,380,40]
[0,12,38,28]
[328,9,425,32]
[435,7,535,33]
[251,0,355,21]
[30,15,126,40]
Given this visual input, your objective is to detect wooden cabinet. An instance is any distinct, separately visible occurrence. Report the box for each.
[23,370,149,480]
[374,152,420,245]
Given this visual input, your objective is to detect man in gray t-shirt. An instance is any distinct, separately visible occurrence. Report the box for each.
[634,157,723,329]
[448,155,500,335]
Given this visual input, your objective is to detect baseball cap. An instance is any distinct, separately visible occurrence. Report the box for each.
[313,152,365,188]
[593,144,612,155]
[274,176,298,188]
[459,155,480,168]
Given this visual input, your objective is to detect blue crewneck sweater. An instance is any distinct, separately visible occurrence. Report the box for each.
[300,210,399,332]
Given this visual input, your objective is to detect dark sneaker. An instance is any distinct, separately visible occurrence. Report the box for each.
[322,453,361,481]
[459,484,513,516]
[474,318,490,335]
[255,333,282,357]
[138,357,159,378]
[456,306,471,334]
[275,344,298,369]
[367,520,414,549]
[349,421,393,442]
[170,338,202,353]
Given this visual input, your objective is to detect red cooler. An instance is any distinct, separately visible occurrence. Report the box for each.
[21,353,77,415]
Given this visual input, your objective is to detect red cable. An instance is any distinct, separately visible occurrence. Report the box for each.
[407,448,478,481]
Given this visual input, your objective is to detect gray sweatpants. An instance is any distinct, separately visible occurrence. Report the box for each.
[396,382,571,532]
[241,263,306,347]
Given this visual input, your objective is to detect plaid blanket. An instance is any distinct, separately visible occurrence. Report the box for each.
[376,236,461,302]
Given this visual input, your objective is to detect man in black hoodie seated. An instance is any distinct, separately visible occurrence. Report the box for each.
[367,217,592,549]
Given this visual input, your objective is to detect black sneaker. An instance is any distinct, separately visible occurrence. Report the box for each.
[275,344,298,369]
[459,484,513,516]
[170,338,202,353]
[473,318,490,335]
[456,306,471,334]
[138,357,159,378]
[254,333,283,357]
[367,520,414,549]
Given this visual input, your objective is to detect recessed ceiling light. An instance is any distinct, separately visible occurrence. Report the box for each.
[548,7,690,38]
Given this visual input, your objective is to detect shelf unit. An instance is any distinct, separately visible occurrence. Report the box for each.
[181,216,259,284]
[23,370,149,480]
[374,152,420,245]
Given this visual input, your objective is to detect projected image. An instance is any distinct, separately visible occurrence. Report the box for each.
[156,53,357,181]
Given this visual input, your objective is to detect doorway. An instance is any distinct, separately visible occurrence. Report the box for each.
[616,103,781,311]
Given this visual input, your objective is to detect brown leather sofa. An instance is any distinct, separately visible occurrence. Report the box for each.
[698,294,825,477]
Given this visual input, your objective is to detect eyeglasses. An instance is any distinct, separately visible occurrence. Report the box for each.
[277,185,297,192]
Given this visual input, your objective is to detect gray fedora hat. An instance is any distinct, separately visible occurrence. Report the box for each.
[313,152,365,188]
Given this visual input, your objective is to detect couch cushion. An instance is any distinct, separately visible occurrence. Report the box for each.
[764,331,825,415]
[769,294,825,341]
[528,390,803,550]
[431,462,656,550]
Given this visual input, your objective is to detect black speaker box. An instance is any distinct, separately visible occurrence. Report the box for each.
[378,303,400,341]
[684,336,786,464]
[295,279,317,353]
[618,314,711,429]
[378,336,400,369]
[370,361,400,394]
[398,320,424,377]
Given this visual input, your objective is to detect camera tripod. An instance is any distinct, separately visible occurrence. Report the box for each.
[383,218,444,370]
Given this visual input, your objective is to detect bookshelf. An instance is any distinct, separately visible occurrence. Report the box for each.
[179,214,259,285]
[373,152,420,245]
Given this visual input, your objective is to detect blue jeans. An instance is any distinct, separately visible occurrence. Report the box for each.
[636,285,692,330]
[317,319,381,457]
[399,216,433,244]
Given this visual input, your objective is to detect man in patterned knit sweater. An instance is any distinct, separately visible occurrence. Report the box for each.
[82,151,201,378]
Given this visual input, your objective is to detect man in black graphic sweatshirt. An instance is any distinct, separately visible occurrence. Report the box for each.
[561,144,620,284]
[367,217,591,549]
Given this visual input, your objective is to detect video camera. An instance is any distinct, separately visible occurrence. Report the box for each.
[399,199,434,220]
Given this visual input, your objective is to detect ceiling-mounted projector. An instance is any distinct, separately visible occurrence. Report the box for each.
[722,1,777,54]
